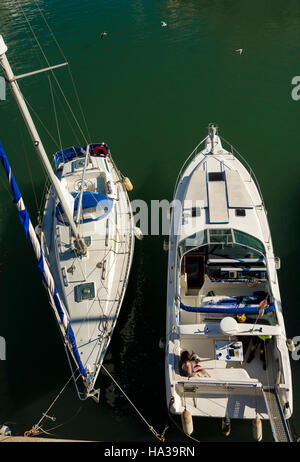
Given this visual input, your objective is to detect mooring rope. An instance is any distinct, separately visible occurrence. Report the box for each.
[101,364,167,442]
[24,373,75,437]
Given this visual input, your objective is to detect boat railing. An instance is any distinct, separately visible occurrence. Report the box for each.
[173,136,208,198]
[172,133,265,208]
[219,135,265,205]
[181,380,261,390]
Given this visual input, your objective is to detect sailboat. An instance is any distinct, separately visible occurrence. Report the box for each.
[0,34,135,401]
[165,124,294,441]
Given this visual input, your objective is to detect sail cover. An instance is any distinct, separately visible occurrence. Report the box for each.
[0,141,87,378]
[56,191,113,224]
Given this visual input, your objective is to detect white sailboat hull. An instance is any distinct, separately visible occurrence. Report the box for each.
[41,147,134,395]
[0,33,135,401]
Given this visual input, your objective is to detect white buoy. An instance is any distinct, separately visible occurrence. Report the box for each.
[286,339,295,352]
[181,409,193,435]
[0,425,11,437]
[133,226,143,240]
[221,416,231,436]
[123,177,133,191]
[253,416,262,442]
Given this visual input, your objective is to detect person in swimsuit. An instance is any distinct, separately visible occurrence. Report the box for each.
[179,350,203,377]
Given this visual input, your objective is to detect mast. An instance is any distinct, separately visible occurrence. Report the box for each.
[0,35,86,255]
[75,144,90,225]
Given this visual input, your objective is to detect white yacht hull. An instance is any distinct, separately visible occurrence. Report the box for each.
[165,127,293,432]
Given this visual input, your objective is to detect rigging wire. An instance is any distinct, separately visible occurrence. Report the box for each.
[24,372,79,437]
[33,0,92,143]
[15,2,61,152]
[49,84,82,147]
[23,95,60,148]
[0,169,13,200]
[48,75,62,152]
[17,1,89,146]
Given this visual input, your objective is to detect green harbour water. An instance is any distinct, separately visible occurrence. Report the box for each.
[0,0,300,443]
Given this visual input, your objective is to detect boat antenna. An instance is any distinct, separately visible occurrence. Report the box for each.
[0,35,86,255]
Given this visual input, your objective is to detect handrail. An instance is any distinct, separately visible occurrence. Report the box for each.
[219,135,265,205]
[173,135,208,198]
[172,131,266,211]
[181,380,261,389]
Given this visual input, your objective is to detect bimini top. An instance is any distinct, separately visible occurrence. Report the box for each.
[54,143,110,168]
[56,191,113,225]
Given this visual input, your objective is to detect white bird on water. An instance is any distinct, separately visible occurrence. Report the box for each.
[235,49,243,54]
[161,21,167,27]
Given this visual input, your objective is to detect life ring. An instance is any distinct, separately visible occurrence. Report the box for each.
[93,143,108,157]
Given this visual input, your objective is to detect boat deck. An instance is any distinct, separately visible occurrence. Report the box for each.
[172,338,275,419]
[41,154,134,384]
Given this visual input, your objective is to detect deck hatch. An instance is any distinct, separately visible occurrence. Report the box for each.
[208,229,234,244]
[208,172,224,181]
[75,282,95,302]
[235,209,246,217]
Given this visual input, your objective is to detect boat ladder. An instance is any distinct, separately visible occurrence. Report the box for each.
[262,387,292,442]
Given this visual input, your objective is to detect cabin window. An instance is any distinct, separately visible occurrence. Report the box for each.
[178,230,207,258]
[72,158,86,171]
[235,209,246,217]
[208,229,233,244]
[234,230,265,255]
